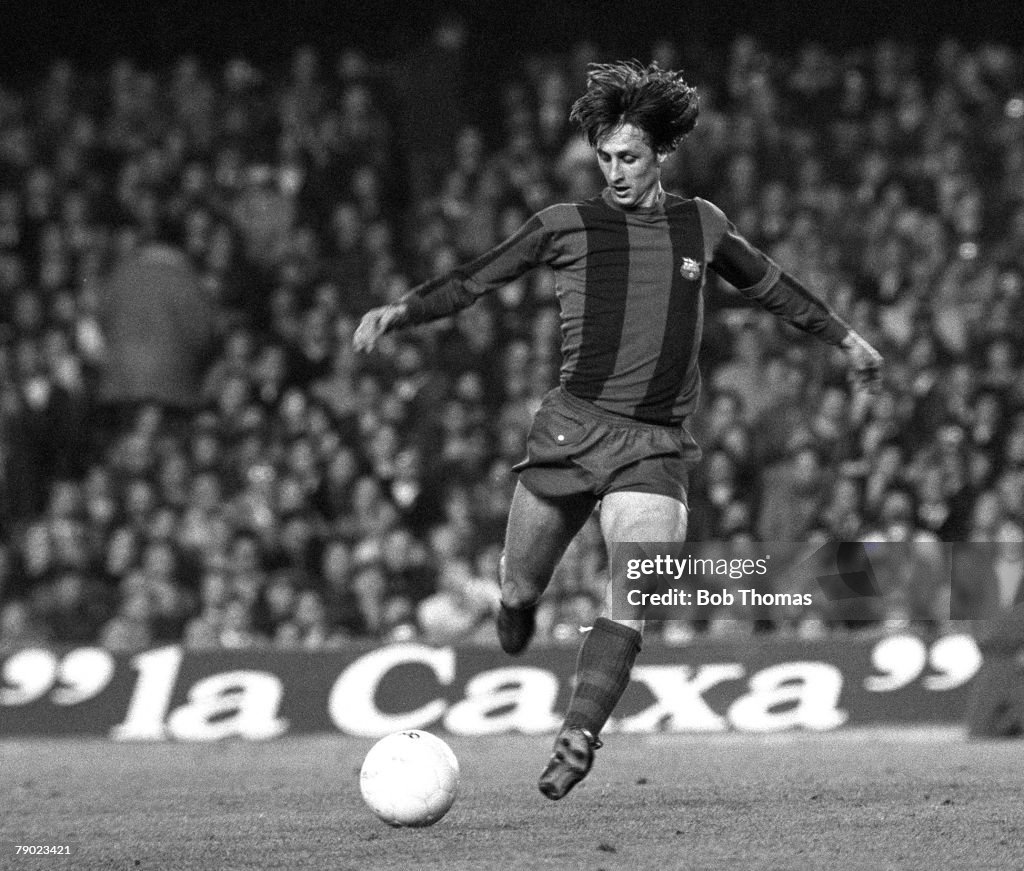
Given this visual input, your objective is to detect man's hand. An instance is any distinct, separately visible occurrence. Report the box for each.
[840,329,884,391]
[840,330,883,422]
[353,303,406,352]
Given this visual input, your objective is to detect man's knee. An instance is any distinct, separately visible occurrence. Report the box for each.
[499,549,535,589]
[498,550,548,605]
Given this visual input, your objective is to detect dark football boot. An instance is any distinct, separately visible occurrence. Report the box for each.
[538,726,602,800]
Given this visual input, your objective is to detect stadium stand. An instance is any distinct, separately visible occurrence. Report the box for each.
[0,31,1022,652]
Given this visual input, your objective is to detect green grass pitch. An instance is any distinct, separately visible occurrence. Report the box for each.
[2,729,1022,870]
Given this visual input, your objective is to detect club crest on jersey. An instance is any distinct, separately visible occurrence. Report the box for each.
[679,258,702,280]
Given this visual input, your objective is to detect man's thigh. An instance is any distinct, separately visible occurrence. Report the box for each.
[599,490,689,626]
[600,490,688,542]
[502,481,597,590]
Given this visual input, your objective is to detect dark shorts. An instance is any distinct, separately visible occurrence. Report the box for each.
[513,388,701,504]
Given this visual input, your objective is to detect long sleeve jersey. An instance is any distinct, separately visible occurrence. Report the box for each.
[394,189,851,426]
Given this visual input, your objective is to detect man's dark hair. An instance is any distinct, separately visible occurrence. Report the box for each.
[569,60,699,154]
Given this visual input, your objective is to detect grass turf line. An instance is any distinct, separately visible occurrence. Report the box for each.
[1,731,1022,871]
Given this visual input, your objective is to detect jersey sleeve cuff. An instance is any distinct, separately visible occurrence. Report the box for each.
[736,261,782,299]
[820,319,852,346]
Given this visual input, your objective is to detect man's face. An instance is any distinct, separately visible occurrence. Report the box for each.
[595,123,667,209]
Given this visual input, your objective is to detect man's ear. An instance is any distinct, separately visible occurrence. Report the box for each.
[657,151,670,164]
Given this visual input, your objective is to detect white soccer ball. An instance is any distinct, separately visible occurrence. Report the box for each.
[359,730,460,827]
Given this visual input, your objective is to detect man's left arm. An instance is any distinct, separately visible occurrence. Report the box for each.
[698,198,883,391]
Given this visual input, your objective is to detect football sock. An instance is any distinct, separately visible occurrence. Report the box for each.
[496,601,537,655]
[562,617,642,738]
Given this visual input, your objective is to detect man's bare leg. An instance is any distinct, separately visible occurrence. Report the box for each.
[497,481,596,655]
[599,490,689,630]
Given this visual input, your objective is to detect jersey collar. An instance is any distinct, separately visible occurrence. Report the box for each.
[600,187,668,216]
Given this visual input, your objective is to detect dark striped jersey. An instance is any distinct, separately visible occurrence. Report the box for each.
[396,189,850,426]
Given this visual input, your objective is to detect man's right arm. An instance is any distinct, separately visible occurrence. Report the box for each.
[354,214,553,352]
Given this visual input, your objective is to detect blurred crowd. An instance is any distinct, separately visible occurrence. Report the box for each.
[0,23,1023,652]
